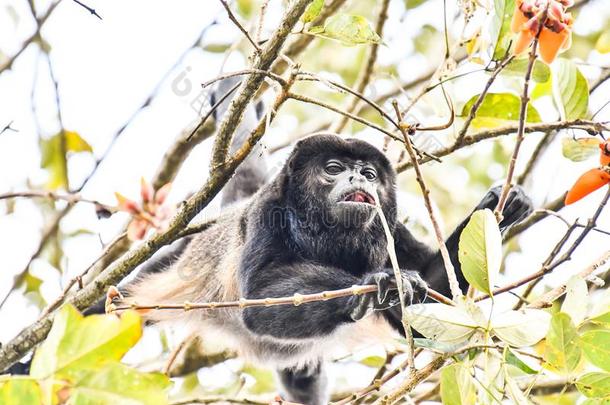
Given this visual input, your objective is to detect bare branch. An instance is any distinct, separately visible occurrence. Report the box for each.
[455,55,514,145]
[332,0,390,133]
[0,0,62,75]
[392,100,461,300]
[493,11,546,222]
[210,0,313,167]
[395,119,608,172]
[219,0,261,53]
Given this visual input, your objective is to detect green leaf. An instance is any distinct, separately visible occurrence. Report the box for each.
[30,305,142,381]
[460,93,542,129]
[562,137,601,162]
[68,363,169,405]
[458,209,501,295]
[24,272,43,295]
[203,43,231,53]
[591,311,610,325]
[302,0,324,23]
[235,0,253,18]
[576,372,610,398]
[413,338,468,353]
[40,131,92,190]
[491,0,516,60]
[596,30,610,54]
[581,331,610,372]
[440,363,476,405]
[504,348,538,374]
[544,312,581,375]
[405,0,428,9]
[0,378,43,405]
[359,356,386,368]
[307,14,381,46]
[553,58,589,120]
[492,309,551,347]
[532,76,553,100]
[404,303,480,344]
[561,276,588,326]
[503,58,551,82]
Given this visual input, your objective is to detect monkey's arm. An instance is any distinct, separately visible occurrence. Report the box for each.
[241,260,360,340]
[395,185,533,298]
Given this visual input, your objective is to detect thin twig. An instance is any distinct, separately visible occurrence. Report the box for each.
[528,248,610,309]
[71,0,102,19]
[374,192,416,371]
[287,92,403,143]
[332,0,390,133]
[493,11,546,222]
[455,55,515,145]
[219,0,262,53]
[0,190,115,213]
[39,232,128,318]
[516,130,555,185]
[477,186,610,302]
[111,282,450,314]
[396,120,608,172]
[0,0,62,75]
[201,69,287,89]
[210,0,312,168]
[392,100,461,300]
[0,121,17,135]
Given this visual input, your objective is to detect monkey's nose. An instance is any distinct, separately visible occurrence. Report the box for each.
[349,175,354,183]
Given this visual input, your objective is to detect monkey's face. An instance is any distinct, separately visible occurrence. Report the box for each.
[321,158,379,226]
[284,135,398,232]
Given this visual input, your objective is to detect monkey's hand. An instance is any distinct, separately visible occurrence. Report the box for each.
[348,270,427,321]
[476,185,533,232]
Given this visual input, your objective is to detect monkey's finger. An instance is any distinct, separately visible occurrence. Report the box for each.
[349,294,374,321]
[403,271,428,304]
[373,272,392,305]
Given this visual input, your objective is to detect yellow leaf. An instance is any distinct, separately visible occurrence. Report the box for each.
[30,305,142,381]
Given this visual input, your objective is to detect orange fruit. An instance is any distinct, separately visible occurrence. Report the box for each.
[565,168,610,205]
[514,29,535,55]
[538,27,570,64]
[511,5,529,33]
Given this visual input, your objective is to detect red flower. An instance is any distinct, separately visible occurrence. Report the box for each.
[115,178,174,240]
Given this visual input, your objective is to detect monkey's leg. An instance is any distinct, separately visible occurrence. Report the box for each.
[277,362,328,405]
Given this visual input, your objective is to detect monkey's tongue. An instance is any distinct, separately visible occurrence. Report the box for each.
[345,191,374,204]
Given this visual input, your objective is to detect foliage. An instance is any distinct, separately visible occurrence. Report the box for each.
[0,305,170,404]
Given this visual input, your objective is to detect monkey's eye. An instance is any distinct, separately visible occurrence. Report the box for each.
[362,167,377,181]
[324,161,344,175]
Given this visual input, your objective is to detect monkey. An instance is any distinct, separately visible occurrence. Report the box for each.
[115,133,532,404]
[1,79,533,405]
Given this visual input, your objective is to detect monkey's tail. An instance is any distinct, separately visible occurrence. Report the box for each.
[210,76,268,207]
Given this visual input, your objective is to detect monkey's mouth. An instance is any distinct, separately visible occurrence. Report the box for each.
[340,190,376,205]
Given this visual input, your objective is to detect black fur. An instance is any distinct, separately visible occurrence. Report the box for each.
[234,135,531,403]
